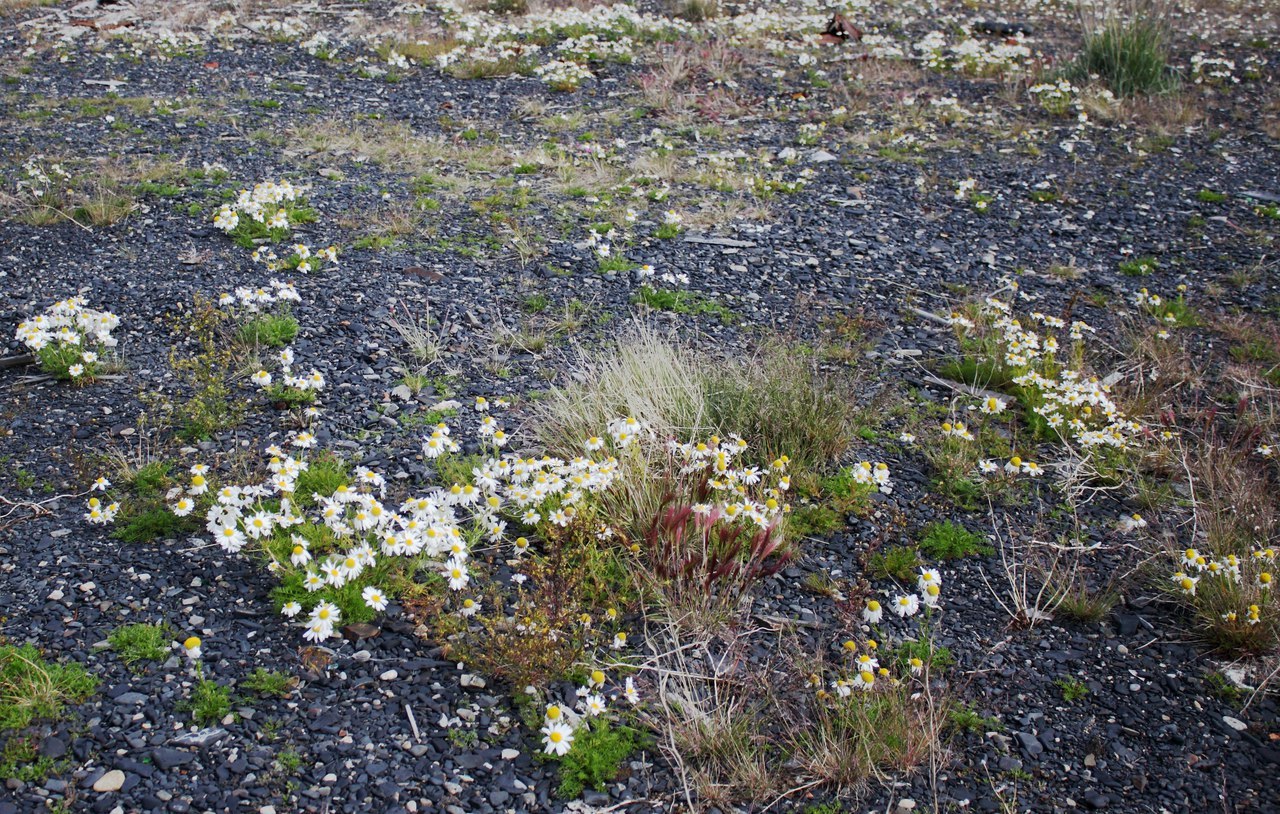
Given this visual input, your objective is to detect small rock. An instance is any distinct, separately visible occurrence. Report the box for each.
[380,669,399,681]
[151,748,193,771]
[172,727,228,747]
[93,770,125,793]
[1014,731,1044,757]
[460,674,486,689]
[500,749,519,761]
[1223,715,1247,732]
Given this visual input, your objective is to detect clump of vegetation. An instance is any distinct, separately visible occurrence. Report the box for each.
[867,546,924,582]
[947,702,1003,734]
[631,285,736,325]
[556,719,647,798]
[1055,676,1089,702]
[188,678,232,726]
[0,644,96,732]
[237,313,299,348]
[1167,445,1280,654]
[1053,576,1119,623]
[1119,255,1159,277]
[166,295,246,441]
[1073,7,1176,97]
[536,328,856,475]
[108,460,200,544]
[13,297,120,383]
[108,622,172,668]
[242,668,297,698]
[918,521,992,560]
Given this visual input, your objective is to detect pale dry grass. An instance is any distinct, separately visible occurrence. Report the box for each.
[535,324,712,453]
[0,0,57,16]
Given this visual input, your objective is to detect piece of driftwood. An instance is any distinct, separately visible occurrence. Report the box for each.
[0,354,35,371]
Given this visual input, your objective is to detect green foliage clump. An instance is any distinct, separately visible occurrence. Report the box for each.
[292,452,348,508]
[1119,256,1158,277]
[167,296,245,441]
[189,679,231,726]
[1074,18,1176,97]
[1055,676,1089,702]
[237,314,299,348]
[114,506,193,543]
[946,702,1002,734]
[265,382,317,409]
[895,639,955,670]
[631,285,736,325]
[918,521,992,560]
[242,668,297,698]
[867,546,923,583]
[786,504,843,540]
[556,719,646,799]
[0,644,97,732]
[108,622,173,668]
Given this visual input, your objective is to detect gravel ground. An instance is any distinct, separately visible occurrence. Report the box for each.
[1,1,1279,812]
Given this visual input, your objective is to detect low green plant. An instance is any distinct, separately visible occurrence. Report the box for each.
[114,506,193,543]
[167,295,245,441]
[918,521,992,560]
[556,719,646,799]
[867,546,923,583]
[791,681,942,788]
[189,679,232,726]
[275,746,303,773]
[1054,676,1089,702]
[1119,256,1159,277]
[264,382,317,409]
[242,668,297,698]
[292,452,348,509]
[237,314,299,348]
[522,293,551,313]
[108,622,172,668]
[895,639,955,670]
[786,504,843,539]
[0,736,57,783]
[0,644,97,731]
[631,285,736,325]
[1203,671,1243,705]
[946,702,1002,734]
[1053,578,1119,623]
[1195,189,1227,204]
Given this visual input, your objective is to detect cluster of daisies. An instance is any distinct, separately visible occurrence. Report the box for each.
[15,297,120,381]
[936,396,1046,480]
[212,178,307,236]
[955,296,1142,451]
[218,279,301,313]
[1028,79,1077,116]
[1173,546,1275,623]
[695,148,813,199]
[15,155,69,200]
[249,346,326,399]
[817,569,944,697]
[540,668,640,756]
[194,409,645,643]
[251,243,338,275]
[431,1,680,86]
